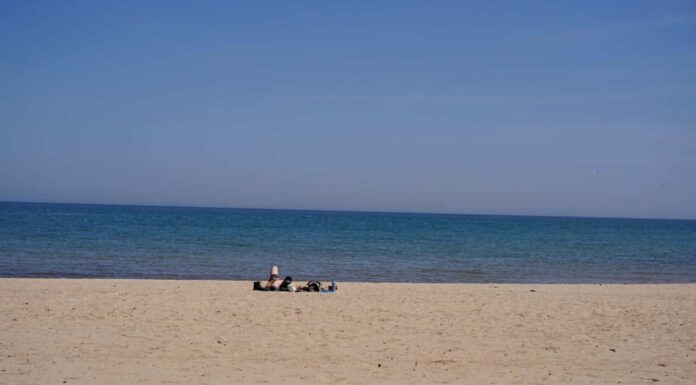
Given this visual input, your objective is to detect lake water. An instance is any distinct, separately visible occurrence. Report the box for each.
[1,202,695,283]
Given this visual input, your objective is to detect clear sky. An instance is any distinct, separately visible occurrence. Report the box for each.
[2,1,695,219]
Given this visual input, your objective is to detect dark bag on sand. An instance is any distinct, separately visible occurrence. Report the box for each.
[279,276,293,291]
[303,280,322,292]
[253,281,276,291]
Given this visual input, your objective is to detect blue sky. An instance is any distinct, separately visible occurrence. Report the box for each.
[1,0,695,219]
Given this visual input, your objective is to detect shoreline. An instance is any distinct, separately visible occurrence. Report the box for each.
[2,278,695,384]
[3,276,696,284]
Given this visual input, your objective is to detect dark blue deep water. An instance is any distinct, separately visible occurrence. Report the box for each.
[1,202,695,283]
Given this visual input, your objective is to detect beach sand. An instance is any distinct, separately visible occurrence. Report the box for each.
[1,279,695,384]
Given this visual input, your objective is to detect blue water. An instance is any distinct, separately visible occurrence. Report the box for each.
[1,202,695,283]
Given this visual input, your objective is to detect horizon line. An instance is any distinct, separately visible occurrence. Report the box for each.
[1,200,694,222]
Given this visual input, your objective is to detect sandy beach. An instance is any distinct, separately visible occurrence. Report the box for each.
[1,279,695,384]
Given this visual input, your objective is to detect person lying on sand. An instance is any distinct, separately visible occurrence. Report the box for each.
[254,265,295,291]
[255,265,298,291]
[253,265,336,292]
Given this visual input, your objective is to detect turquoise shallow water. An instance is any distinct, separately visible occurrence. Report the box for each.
[1,202,695,283]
